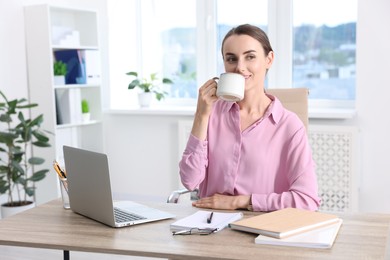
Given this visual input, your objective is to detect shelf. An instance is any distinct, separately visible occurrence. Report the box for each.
[25,4,104,160]
[56,120,102,129]
[52,45,99,51]
[54,84,100,89]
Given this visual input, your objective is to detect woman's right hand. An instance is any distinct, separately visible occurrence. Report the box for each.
[191,78,219,140]
[195,77,219,118]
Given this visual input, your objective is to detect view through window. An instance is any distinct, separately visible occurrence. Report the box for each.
[293,0,357,101]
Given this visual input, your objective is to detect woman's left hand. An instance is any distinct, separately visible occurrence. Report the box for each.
[192,194,250,210]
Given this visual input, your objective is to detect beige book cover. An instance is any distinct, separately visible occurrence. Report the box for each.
[229,208,340,239]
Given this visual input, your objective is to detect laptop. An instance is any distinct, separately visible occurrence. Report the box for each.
[63,145,175,228]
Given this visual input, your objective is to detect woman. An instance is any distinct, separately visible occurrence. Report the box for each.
[179,24,321,212]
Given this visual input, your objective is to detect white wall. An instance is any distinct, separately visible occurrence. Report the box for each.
[355,0,390,212]
[1,0,390,213]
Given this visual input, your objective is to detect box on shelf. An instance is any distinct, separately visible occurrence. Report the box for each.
[51,26,80,46]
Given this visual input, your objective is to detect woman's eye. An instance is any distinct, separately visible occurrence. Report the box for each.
[226,57,237,63]
[246,55,256,60]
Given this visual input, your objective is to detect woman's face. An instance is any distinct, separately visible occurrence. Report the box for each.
[222,34,273,93]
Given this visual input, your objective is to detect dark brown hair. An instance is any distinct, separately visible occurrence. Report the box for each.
[221,24,273,57]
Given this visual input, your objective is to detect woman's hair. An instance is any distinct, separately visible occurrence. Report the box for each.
[221,24,273,57]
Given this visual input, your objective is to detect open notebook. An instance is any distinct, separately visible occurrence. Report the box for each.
[170,210,243,233]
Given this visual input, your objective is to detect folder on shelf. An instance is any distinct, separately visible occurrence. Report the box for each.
[83,50,101,84]
[55,88,82,125]
[54,50,86,84]
[229,207,340,239]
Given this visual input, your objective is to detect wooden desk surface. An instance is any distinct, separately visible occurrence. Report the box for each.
[0,199,389,260]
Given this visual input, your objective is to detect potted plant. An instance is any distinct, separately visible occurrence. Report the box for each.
[126,72,173,107]
[53,60,67,85]
[0,90,51,218]
[81,99,90,122]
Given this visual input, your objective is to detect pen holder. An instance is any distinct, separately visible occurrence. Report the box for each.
[59,177,70,209]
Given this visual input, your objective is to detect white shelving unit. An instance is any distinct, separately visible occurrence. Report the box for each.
[24,4,104,204]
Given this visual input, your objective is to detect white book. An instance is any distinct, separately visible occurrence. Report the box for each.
[170,210,243,233]
[70,88,82,124]
[254,219,343,248]
[55,89,71,125]
[83,50,101,85]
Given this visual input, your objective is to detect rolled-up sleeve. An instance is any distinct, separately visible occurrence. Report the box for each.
[179,134,208,191]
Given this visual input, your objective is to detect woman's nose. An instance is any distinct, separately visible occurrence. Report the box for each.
[235,59,246,73]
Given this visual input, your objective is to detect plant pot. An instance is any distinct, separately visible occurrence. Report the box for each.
[138,92,153,108]
[1,201,35,219]
[82,112,91,122]
[54,75,65,85]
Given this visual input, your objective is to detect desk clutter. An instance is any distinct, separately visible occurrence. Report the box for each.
[171,208,341,248]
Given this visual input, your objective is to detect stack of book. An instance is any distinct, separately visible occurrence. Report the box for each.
[229,207,342,248]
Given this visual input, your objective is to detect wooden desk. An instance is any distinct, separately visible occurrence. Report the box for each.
[0,199,389,260]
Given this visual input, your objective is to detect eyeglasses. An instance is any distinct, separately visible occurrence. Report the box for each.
[172,228,218,236]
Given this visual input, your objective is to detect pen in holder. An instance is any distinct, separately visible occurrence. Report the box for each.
[59,177,70,209]
[53,160,70,209]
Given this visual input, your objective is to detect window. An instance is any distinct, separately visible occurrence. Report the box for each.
[107,0,357,110]
[293,0,357,104]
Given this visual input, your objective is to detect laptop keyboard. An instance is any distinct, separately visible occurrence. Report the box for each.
[113,207,147,223]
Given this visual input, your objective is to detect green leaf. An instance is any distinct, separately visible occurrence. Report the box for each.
[0,113,12,123]
[11,161,24,174]
[150,73,158,81]
[28,157,45,165]
[30,114,44,127]
[0,184,10,194]
[128,79,140,89]
[0,131,18,144]
[16,103,38,109]
[29,169,48,182]
[155,93,164,101]
[25,186,35,197]
[32,141,51,147]
[125,71,138,77]
[163,78,174,84]
[32,130,50,142]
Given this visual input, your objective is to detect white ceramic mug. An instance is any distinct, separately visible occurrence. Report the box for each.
[215,73,245,102]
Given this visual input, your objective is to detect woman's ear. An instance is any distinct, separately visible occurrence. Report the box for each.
[266,51,274,69]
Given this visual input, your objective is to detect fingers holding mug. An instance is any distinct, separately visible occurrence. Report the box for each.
[199,78,218,99]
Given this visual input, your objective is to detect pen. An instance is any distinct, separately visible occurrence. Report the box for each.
[53,160,67,179]
[207,212,214,224]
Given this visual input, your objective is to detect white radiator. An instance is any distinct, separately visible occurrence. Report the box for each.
[309,125,358,212]
[178,121,359,212]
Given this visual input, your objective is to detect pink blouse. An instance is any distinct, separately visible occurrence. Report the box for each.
[179,95,321,212]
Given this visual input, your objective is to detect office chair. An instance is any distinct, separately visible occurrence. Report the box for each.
[167,88,309,203]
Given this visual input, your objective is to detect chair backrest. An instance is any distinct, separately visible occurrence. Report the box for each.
[266,88,309,131]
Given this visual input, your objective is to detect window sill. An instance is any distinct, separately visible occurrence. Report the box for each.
[105,107,356,119]
[309,108,356,119]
